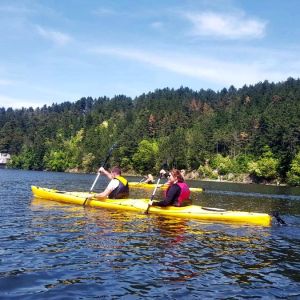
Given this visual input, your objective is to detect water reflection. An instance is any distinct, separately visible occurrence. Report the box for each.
[30,198,276,288]
[1,170,300,298]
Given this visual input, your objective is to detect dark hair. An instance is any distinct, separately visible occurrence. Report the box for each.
[170,169,184,182]
[111,166,121,175]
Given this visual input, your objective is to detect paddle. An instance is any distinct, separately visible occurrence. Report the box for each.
[83,143,117,206]
[138,177,146,184]
[145,173,163,214]
[271,211,286,225]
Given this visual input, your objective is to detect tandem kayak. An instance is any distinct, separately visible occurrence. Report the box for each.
[129,182,203,192]
[31,186,272,226]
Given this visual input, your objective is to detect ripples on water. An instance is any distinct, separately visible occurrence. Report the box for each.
[0,169,300,299]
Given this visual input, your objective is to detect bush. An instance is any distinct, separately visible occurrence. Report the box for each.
[82,153,95,173]
[132,140,159,174]
[211,154,234,175]
[43,150,70,172]
[8,146,36,170]
[287,152,300,186]
[233,154,254,173]
[248,147,279,180]
[198,164,218,179]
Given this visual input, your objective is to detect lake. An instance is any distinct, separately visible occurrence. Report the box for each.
[0,169,300,299]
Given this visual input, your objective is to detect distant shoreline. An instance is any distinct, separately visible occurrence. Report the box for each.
[3,167,289,187]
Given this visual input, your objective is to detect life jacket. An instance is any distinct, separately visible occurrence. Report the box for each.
[165,182,191,206]
[108,175,129,199]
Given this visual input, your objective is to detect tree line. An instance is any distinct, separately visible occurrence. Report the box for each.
[1,77,300,185]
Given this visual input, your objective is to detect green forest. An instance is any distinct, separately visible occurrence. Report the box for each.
[1,77,300,186]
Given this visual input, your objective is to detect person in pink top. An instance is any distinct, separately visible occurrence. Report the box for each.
[152,169,191,207]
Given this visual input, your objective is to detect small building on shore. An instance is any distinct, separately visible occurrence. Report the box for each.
[0,153,11,168]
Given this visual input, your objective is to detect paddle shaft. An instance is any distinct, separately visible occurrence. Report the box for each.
[145,174,162,214]
[90,143,117,192]
[90,173,100,192]
[83,143,117,206]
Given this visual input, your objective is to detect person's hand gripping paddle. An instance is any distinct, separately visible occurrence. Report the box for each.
[83,143,117,206]
[145,173,163,214]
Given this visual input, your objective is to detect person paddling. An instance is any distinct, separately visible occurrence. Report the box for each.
[152,169,191,207]
[144,173,154,184]
[90,166,129,199]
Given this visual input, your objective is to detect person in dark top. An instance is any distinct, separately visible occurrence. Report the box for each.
[152,169,191,207]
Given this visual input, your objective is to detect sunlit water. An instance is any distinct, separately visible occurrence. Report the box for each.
[0,169,299,299]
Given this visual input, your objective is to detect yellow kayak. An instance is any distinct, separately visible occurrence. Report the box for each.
[129,182,203,192]
[31,186,272,226]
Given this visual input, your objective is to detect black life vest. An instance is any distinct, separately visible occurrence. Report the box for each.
[164,182,191,206]
[108,175,129,199]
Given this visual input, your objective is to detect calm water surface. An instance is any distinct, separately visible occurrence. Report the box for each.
[0,169,300,299]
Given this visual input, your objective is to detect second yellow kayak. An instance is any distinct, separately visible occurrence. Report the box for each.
[129,181,203,192]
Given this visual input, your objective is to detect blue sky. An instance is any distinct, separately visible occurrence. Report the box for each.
[1,0,300,109]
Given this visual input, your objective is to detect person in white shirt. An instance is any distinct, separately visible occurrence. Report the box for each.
[92,166,129,199]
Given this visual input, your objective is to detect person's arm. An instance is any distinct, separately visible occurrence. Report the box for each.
[93,187,113,199]
[145,174,154,183]
[91,179,118,199]
[160,169,171,179]
[98,166,113,180]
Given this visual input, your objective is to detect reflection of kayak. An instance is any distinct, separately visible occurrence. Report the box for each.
[129,182,203,192]
[31,186,272,226]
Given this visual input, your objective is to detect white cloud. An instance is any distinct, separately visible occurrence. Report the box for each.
[150,21,164,30]
[89,46,295,88]
[0,4,34,14]
[36,25,72,46]
[92,7,117,16]
[184,11,266,40]
[0,94,45,109]
[0,79,14,86]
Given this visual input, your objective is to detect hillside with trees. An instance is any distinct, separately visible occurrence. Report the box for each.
[1,77,300,185]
